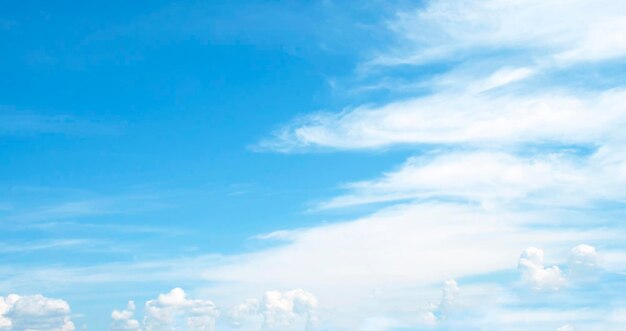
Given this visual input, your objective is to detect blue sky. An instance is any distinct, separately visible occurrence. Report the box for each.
[2,1,626,331]
[1,1,404,255]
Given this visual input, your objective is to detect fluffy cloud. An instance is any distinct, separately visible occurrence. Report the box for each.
[416,279,459,327]
[144,288,219,331]
[518,247,566,291]
[518,245,602,291]
[247,1,626,324]
[568,244,599,278]
[438,279,459,317]
[557,325,576,331]
[111,301,141,331]
[110,288,219,331]
[110,288,316,331]
[228,289,318,331]
[5,1,624,330]
[198,202,624,331]
[0,294,75,331]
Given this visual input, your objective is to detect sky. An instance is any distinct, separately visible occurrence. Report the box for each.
[1,0,626,330]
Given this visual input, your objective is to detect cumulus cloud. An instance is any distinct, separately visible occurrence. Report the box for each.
[144,288,219,331]
[438,279,459,317]
[206,203,587,288]
[247,0,626,317]
[518,245,602,291]
[6,1,623,330]
[518,247,566,291]
[418,279,460,326]
[197,202,625,331]
[228,289,318,331]
[0,294,75,331]
[111,301,141,331]
[110,288,219,331]
[228,299,260,328]
[568,244,599,278]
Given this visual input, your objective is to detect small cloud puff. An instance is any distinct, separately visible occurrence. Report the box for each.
[144,288,219,331]
[518,245,600,291]
[518,247,567,291]
[111,301,141,331]
[568,244,599,278]
[111,288,318,331]
[111,288,219,331]
[228,289,318,331]
[417,279,460,326]
[0,294,75,331]
[439,279,459,315]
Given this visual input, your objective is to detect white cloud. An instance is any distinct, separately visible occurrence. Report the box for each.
[376,0,626,66]
[318,151,588,209]
[5,2,625,330]
[517,244,601,291]
[469,67,536,93]
[318,145,626,212]
[196,203,621,330]
[0,297,12,330]
[260,88,626,152]
[228,299,260,328]
[111,301,141,331]
[568,244,599,278]
[518,247,566,291]
[82,239,616,331]
[438,279,459,317]
[206,203,557,285]
[259,0,626,153]
[0,294,75,331]
[111,288,219,331]
[109,288,221,331]
[249,10,626,327]
[143,288,219,331]
[0,107,116,136]
[228,289,318,331]
[415,279,460,328]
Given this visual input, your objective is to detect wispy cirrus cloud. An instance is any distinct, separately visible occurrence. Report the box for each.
[1,193,169,225]
[4,1,626,330]
[316,147,626,210]
[0,239,93,254]
[258,0,626,153]
[258,82,626,152]
[0,107,119,136]
[373,0,626,66]
[244,1,626,329]
[10,240,625,330]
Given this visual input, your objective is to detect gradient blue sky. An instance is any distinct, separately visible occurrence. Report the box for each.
[1,1,408,259]
[2,1,626,331]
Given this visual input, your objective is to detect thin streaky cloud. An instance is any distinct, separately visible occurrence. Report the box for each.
[2,1,626,330]
[0,107,119,136]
